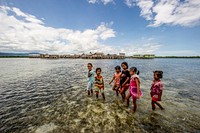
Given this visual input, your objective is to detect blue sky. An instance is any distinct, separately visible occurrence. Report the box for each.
[0,0,200,56]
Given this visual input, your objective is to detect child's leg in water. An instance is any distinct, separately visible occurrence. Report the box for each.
[87,82,92,96]
[87,90,90,96]
[152,100,164,110]
[112,85,116,90]
[120,91,124,102]
[155,101,164,110]
[151,100,156,110]
[116,87,119,96]
[131,99,137,112]
[120,87,126,102]
[102,92,105,100]
[91,89,93,96]
[122,92,126,103]
[125,92,131,107]
[95,92,99,99]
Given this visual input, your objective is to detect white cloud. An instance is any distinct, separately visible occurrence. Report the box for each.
[0,6,160,55]
[150,0,200,27]
[0,6,116,54]
[124,0,153,20]
[101,0,114,5]
[136,0,153,20]
[124,0,200,27]
[124,0,136,8]
[87,0,114,5]
[120,43,161,55]
[12,7,44,24]
[87,0,98,4]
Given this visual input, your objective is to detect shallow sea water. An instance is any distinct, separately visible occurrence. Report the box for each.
[0,58,200,133]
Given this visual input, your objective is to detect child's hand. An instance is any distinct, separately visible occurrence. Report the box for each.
[136,95,140,99]
[136,93,140,99]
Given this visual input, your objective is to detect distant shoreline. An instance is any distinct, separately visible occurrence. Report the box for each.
[155,56,200,58]
[0,56,200,58]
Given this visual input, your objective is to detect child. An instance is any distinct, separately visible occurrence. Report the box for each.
[125,67,143,112]
[150,71,164,110]
[94,68,105,100]
[87,63,94,96]
[109,65,122,96]
[120,62,131,102]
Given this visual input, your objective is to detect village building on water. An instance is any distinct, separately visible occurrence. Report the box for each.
[29,52,126,59]
[29,53,155,59]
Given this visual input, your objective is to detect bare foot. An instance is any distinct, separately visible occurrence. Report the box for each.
[123,104,128,108]
[130,110,135,113]
[102,99,106,103]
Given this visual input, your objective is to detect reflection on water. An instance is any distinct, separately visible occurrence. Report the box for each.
[0,58,200,133]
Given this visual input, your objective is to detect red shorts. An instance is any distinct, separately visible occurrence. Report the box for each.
[152,95,161,101]
[120,84,129,93]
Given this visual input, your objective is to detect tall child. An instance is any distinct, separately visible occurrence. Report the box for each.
[150,71,164,110]
[94,68,105,100]
[87,63,94,96]
[109,65,122,96]
[125,67,142,112]
[120,62,131,102]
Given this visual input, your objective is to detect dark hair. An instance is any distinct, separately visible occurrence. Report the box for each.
[154,71,163,79]
[121,62,128,69]
[115,65,121,70]
[130,67,139,75]
[88,63,93,67]
[96,67,101,73]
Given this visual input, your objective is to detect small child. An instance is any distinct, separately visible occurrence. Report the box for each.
[150,71,164,110]
[109,65,122,96]
[87,63,95,96]
[120,62,131,102]
[126,67,142,112]
[94,68,105,100]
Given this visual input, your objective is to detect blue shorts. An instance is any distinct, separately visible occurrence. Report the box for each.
[87,82,93,90]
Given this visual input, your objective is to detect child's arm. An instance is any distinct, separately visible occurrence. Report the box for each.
[158,82,163,100]
[122,77,130,86]
[159,90,163,101]
[135,78,140,98]
[109,75,115,84]
[88,70,92,77]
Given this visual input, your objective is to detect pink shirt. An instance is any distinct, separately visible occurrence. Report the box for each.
[130,74,140,88]
[114,72,121,85]
[151,80,163,95]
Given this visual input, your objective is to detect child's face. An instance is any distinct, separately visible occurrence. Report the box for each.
[154,73,159,80]
[96,69,101,75]
[87,64,92,70]
[129,70,134,75]
[116,69,121,73]
[121,64,127,70]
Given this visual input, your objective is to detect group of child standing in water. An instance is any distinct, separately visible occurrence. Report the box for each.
[87,62,164,113]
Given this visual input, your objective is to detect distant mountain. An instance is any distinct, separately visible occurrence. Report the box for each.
[0,52,40,56]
